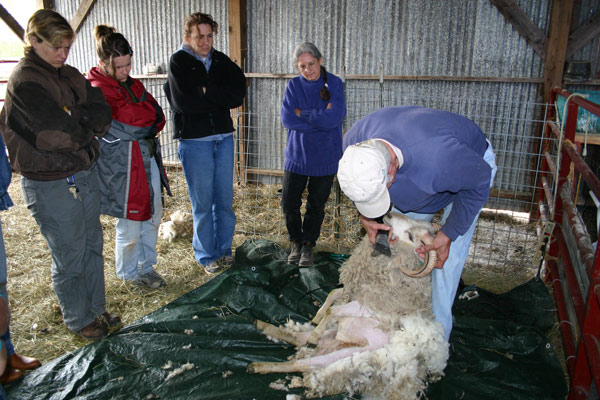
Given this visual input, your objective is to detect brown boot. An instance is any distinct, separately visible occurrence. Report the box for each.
[8,353,41,370]
[74,319,108,340]
[288,241,302,263]
[299,244,314,267]
[0,367,23,385]
[99,312,121,328]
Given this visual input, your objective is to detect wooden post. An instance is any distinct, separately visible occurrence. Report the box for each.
[542,0,575,102]
[228,0,249,185]
[70,0,97,33]
[0,3,24,41]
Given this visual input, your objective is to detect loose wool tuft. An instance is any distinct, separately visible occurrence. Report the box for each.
[158,210,193,242]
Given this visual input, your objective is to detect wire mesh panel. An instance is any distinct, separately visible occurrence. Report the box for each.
[143,76,557,272]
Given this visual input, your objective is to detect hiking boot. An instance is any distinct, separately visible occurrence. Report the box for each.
[204,261,223,274]
[288,241,302,263]
[100,312,122,328]
[135,270,166,289]
[299,244,314,267]
[75,319,108,340]
[218,255,234,268]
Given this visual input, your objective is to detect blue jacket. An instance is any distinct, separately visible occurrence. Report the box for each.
[281,71,346,176]
[342,106,492,240]
[0,133,13,211]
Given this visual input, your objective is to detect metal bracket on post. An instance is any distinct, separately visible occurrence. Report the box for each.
[379,64,384,108]
[534,220,556,277]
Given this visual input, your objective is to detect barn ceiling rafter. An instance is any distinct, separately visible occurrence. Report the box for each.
[488,0,598,101]
[0,0,96,42]
[489,0,598,62]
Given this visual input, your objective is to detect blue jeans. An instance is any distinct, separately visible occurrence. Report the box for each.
[0,218,14,357]
[397,141,497,341]
[281,171,334,246]
[178,136,236,266]
[115,159,162,280]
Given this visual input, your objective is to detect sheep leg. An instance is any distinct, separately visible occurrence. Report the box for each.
[254,320,311,347]
[247,359,312,374]
[312,287,344,325]
[307,307,335,346]
[307,301,375,346]
[248,346,369,374]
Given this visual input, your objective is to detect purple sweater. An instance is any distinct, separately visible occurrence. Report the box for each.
[281,71,346,176]
[342,106,492,240]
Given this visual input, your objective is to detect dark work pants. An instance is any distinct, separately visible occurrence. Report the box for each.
[281,170,334,246]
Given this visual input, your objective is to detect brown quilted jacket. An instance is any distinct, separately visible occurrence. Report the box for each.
[0,50,111,180]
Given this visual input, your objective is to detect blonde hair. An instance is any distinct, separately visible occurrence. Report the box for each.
[25,9,74,54]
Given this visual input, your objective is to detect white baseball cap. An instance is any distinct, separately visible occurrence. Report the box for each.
[337,139,392,218]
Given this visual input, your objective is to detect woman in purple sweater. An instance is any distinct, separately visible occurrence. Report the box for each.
[280,42,346,266]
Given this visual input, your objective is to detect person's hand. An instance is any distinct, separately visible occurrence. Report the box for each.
[202,86,206,94]
[294,108,301,117]
[416,230,451,269]
[326,103,332,109]
[360,215,398,245]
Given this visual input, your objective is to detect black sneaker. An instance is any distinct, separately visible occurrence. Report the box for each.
[288,241,302,263]
[299,244,314,267]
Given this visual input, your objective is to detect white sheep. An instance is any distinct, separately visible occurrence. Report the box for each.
[248,212,449,399]
[158,210,193,242]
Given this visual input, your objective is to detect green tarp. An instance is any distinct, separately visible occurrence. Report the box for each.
[7,239,567,399]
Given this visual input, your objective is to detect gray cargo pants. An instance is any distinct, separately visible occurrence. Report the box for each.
[21,165,106,332]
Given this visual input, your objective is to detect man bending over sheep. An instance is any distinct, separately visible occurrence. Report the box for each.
[337,105,497,340]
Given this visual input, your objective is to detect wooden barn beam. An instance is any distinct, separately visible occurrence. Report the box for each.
[228,0,247,69]
[489,0,547,59]
[0,2,24,42]
[566,11,600,58]
[70,0,96,33]
[543,0,575,101]
[36,0,54,9]
[228,0,249,185]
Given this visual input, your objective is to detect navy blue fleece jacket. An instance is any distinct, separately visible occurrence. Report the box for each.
[281,71,346,176]
[342,106,492,240]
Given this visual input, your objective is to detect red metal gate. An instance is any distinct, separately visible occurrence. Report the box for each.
[539,87,600,399]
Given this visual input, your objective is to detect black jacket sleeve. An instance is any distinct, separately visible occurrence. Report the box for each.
[205,52,246,110]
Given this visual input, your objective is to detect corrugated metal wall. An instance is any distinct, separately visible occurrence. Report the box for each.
[52,0,599,208]
[56,0,230,77]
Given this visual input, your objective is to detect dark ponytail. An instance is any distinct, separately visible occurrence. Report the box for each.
[94,25,132,78]
[320,66,330,101]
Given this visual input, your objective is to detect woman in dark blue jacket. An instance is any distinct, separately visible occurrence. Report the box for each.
[280,42,346,266]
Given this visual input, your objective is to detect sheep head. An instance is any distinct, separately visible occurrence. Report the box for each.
[383,212,440,278]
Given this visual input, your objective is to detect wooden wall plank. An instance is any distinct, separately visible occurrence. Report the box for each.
[228,0,247,69]
[0,2,24,41]
[70,0,96,33]
[566,11,600,58]
[489,0,547,59]
[543,0,575,101]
